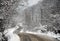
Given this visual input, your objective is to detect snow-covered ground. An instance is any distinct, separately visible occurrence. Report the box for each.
[3,23,60,41]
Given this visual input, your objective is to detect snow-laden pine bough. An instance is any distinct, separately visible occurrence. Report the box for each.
[3,26,59,41]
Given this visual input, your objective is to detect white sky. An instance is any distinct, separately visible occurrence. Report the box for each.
[28,0,43,6]
[16,0,43,12]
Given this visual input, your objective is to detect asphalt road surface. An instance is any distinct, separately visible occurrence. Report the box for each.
[18,33,58,41]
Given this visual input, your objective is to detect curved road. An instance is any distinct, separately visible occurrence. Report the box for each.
[18,33,57,41]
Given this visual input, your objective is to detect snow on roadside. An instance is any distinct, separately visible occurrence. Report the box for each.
[4,23,60,41]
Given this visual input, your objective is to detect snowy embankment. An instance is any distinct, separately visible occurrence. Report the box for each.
[19,25,60,40]
[3,23,60,41]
